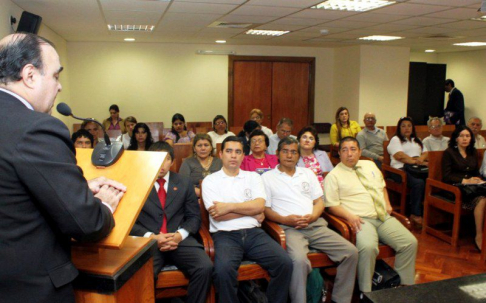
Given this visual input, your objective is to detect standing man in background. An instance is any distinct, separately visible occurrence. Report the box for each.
[444,79,465,125]
[0,33,125,303]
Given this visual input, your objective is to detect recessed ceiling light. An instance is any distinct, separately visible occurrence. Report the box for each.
[215,40,226,44]
[311,0,395,12]
[124,38,135,42]
[425,49,435,53]
[246,29,290,36]
[358,35,403,41]
[471,16,486,21]
[453,42,486,47]
[108,24,154,32]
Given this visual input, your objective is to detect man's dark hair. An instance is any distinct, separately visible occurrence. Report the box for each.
[109,104,120,112]
[338,136,360,151]
[445,79,455,87]
[277,137,300,155]
[249,129,269,148]
[149,141,174,161]
[221,136,244,151]
[71,129,94,146]
[0,33,54,85]
[296,126,320,151]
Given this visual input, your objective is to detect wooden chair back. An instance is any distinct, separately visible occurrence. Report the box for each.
[187,122,212,134]
[427,151,444,181]
[171,143,193,173]
[229,126,243,135]
[215,143,222,158]
[383,141,391,165]
[73,123,81,132]
[145,122,165,141]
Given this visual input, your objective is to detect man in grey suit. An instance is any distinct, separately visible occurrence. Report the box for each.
[131,141,213,303]
[0,34,125,303]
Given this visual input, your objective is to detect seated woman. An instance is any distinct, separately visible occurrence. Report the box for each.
[237,120,261,155]
[250,108,273,138]
[387,117,428,227]
[442,125,486,250]
[240,130,278,174]
[117,116,137,149]
[296,126,333,189]
[164,113,195,146]
[127,123,154,151]
[102,104,125,132]
[179,134,222,197]
[207,115,235,154]
[330,107,361,148]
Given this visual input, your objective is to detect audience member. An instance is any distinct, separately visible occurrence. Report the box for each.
[356,112,388,168]
[267,118,295,155]
[117,116,137,149]
[250,108,273,138]
[131,141,212,303]
[71,129,94,149]
[202,136,292,303]
[240,130,278,174]
[330,107,361,148]
[422,117,449,151]
[207,115,235,153]
[81,120,102,147]
[297,126,333,189]
[482,152,486,178]
[325,137,417,293]
[444,79,465,125]
[237,120,261,155]
[387,117,428,228]
[102,104,125,132]
[263,137,358,303]
[128,122,154,151]
[467,117,486,149]
[165,113,195,145]
[180,134,222,197]
[442,126,486,250]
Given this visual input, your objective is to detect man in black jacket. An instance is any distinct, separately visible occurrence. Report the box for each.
[0,34,125,303]
[444,79,465,125]
[131,141,212,303]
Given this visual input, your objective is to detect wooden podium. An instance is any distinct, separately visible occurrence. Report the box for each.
[71,149,167,303]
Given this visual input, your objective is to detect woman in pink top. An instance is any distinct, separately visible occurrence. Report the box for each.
[240,130,278,174]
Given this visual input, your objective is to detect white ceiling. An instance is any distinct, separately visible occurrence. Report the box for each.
[10,0,486,52]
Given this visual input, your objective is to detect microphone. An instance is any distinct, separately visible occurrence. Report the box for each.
[57,102,124,167]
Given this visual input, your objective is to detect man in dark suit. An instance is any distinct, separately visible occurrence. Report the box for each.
[444,79,465,125]
[131,141,212,303]
[0,34,126,303]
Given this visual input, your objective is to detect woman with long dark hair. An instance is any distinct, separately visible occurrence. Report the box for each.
[164,113,195,146]
[207,115,235,152]
[128,123,154,151]
[330,107,361,148]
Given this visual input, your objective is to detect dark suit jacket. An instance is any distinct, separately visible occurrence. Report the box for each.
[445,88,465,125]
[0,90,114,303]
[131,172,202,248]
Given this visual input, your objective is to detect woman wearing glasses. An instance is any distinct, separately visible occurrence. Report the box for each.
[297,126,334,189]
[207,115,235,152]
[240,130,278,174]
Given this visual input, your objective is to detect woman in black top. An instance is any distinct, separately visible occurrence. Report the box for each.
[442,125,486,249]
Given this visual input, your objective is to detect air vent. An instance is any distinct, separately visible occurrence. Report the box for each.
[108,25,155,32]
[209,21,253,29]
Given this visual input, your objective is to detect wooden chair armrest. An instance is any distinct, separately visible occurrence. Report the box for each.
[391,211,411,230]
[262,220,286,250]
[322,211,356,245]
[197,227,214,260]
[382,164,407,181]
[359,156,373,161]
[426,178,462,196]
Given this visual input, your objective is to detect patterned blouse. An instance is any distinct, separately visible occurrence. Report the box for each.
[164,131,195,143]
[302,155,324,189]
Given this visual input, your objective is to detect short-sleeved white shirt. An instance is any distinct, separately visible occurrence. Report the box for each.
[387,136,425,169]
[202,169,266,232]
[262,166,323,217]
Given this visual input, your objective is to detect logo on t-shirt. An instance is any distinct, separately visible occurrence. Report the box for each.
[244,188,252,201]
[301,182,310,193]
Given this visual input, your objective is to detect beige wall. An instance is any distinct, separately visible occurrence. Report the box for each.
[410,52,438,63]
[0,0,71,127]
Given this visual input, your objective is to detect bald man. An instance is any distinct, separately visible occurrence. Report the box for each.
[356,113,388,169]
[0,34,125,303]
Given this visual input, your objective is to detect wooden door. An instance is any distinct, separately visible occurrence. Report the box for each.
[272,62,310,134]
[232,61,272,128]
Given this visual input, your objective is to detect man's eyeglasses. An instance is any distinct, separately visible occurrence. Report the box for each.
[215,121,226,126]
[281,149,298,155]
[364,117,376,121]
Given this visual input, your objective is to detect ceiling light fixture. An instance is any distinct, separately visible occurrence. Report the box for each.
[246,29,290,36]
[453,42,486,47]
[215,40,226,43]
[196,50,236,55]
[471,16,486,21]
[425,49,435,52]
[124,38,135,42]
[311,0,395,12]
[108,24,155,32]
[358,35,403,41]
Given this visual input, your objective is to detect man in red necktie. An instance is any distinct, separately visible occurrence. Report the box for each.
[130,141,212,303]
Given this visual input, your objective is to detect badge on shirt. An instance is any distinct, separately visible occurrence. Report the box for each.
[244,188,252,201]
[301,182,310,193]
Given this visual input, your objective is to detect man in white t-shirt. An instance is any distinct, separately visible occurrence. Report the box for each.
[202,136,292,303]
[263,137,358,303]
[468,117,486,149]
[422,117,449,151]
[267,118,296,155]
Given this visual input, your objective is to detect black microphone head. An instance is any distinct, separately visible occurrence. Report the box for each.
[56,102,72,116]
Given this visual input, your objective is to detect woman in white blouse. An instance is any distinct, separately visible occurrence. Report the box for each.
[387,117,428,227]
[207,115,235,154]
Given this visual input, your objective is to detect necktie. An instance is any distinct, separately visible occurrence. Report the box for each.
[354,165,386,221]
[157,178,168,233]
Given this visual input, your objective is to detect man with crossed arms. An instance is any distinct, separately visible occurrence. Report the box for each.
[325,137,417,293]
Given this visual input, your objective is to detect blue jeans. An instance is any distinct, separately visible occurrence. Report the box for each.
[391,169,425,216]
[212,228,293,303]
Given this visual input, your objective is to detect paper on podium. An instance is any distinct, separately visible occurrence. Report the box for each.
[75,148,167,249]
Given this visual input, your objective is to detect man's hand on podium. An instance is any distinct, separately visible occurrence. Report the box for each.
[89,177,127,213]
[88,176,127,194]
